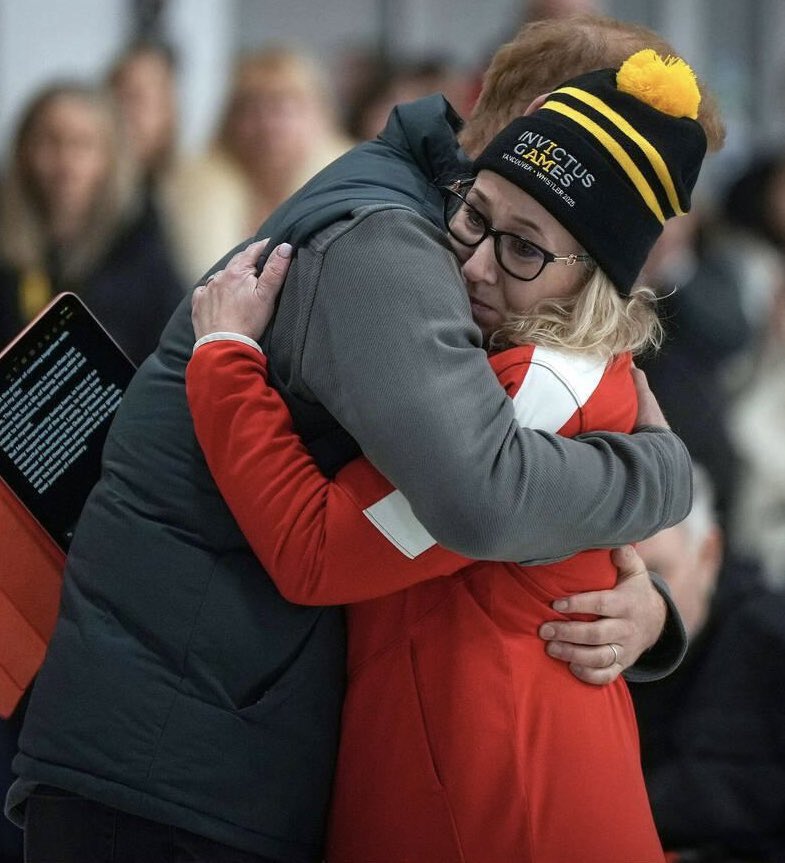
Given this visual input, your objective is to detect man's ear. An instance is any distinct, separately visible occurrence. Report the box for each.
[524,92,551,116]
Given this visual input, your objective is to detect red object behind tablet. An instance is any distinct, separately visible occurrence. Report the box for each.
[0,480,65,718]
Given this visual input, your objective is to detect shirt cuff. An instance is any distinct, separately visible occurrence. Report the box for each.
[623,571,688,683]
[192,332,263,355]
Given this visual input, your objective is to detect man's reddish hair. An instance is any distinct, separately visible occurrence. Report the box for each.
[460,14,725,157]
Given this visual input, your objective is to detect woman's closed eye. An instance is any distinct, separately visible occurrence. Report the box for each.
[462,205,486,231]
[506,236,542,262]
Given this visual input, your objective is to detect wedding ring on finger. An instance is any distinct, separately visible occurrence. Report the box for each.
[204,271,222,285]
[606,643,621,668]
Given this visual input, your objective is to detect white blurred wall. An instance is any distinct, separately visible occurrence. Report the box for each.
[0,0,128,154]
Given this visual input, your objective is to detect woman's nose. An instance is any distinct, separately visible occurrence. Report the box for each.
[461,236,498,285]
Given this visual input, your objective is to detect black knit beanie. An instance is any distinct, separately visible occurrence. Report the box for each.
[473,50,708,294]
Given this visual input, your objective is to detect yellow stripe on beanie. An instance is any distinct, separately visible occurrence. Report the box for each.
[540,99,667,224]
[553,85,684,216]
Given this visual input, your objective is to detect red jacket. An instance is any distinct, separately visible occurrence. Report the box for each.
[186,340,665,863]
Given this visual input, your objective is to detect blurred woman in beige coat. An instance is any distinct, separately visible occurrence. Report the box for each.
[166,46,353,283]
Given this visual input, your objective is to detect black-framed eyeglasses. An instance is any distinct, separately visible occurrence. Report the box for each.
[442,180,593,282]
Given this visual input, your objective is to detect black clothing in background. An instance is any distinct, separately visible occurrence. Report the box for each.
[639,251,751,529]
[0,204,183,365]
[631,557,785,862]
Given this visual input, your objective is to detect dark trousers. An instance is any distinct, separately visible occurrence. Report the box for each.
[23,787,283,863]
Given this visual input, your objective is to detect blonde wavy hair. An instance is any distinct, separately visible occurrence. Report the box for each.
[489,266,663,359]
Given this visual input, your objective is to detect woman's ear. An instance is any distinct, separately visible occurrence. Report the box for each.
[524,93,551,116]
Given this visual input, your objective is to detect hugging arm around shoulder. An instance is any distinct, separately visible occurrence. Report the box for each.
[186,298,688,676]
[186,340,474,605]
[187,336,645,606]
[299,209,692,564]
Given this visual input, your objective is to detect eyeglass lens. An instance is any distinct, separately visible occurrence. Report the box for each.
[445,189,546,280]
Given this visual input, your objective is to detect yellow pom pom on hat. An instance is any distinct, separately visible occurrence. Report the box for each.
[473,50,708,294]
[616,48,701,120]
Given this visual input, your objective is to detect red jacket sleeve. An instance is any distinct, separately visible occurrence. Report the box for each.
[185,340,472,605]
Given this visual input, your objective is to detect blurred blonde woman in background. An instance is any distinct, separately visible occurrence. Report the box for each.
[166,46,353,283]
[0,82,184,364]
[107,40,181,199]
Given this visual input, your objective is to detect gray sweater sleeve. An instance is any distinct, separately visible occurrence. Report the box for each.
[623,573,688,682]
[301,208,692,563]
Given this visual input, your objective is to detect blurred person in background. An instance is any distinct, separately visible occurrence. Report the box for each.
[635,154,785,541]
[712,153,785,390]
[698,153,785,581]
[0,82,184,364]
[107,40,180,203]
[729,278,785,589]
[636,207,753,529]
[166,45,353,283]
[631,465,785,861]
[107,41,179,191]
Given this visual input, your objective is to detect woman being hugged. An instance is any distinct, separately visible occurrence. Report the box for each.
[188,50,706,862]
